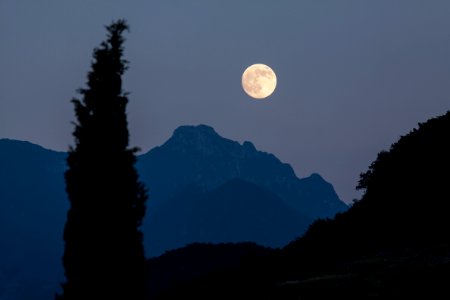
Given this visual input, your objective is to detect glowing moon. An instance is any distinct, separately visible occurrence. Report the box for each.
[241,63,277,99]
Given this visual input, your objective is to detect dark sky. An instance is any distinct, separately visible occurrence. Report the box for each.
[1,0,450,202]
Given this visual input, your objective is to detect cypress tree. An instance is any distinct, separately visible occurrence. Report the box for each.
[58,20,147,299]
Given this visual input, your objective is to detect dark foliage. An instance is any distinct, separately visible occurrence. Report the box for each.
[57,20,147,299]
[283,111,450,258]
[275,111,450,298]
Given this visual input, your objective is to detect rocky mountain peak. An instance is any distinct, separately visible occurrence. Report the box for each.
[172,124,219,140]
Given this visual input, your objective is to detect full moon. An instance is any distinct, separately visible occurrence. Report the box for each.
[241,63,277,99]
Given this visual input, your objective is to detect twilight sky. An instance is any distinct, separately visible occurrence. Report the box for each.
[1,0,450,202]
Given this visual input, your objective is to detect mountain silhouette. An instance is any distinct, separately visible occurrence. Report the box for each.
[0,124,344,299]
[138,125,346,220]
[138,125,346,256]
[152,111,450,299]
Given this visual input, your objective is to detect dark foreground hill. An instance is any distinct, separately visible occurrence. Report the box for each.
[149,111,450,299]
[146,242,273,299]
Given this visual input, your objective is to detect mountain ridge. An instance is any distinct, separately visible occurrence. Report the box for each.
[0,124,346,299]
[138,124,347,220]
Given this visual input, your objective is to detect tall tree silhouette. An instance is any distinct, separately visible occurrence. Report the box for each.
[58,20,147,300]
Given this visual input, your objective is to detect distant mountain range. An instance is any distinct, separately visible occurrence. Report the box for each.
[139,125,347,256]
[0,124,346,300]
[139,125,346,220]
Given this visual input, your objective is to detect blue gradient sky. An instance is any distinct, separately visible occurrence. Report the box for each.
[1,0,450,202]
